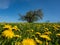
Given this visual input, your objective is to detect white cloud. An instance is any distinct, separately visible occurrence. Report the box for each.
[0,0,11,9]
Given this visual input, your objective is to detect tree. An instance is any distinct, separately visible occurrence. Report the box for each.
[18,9,43,23]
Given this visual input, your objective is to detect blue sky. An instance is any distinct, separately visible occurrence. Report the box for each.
[0,0,60,22]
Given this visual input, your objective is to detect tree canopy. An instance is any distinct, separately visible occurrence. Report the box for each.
[18,9,43,23]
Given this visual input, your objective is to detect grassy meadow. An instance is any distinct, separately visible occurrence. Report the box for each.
[0,23,60,45]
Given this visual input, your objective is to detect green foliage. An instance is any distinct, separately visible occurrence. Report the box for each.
[0,23,60,45]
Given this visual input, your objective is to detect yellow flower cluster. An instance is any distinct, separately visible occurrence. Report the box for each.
[56,33,60,36]
[14,35,21,38]
[3,24,12,30]
[15,42,21,45]
[40,35,51,41]
[2,24,20,39]
[53,24,60,31]
[35,37,42,44]
[12,26,19,31]
[43,31,52,35]
[35,32,41,37]
[15,38,36,45]
[44,28,49,31]
[35,32,41,35]
[26,29,34,32]
[1,23,60,45]
[22,38,36,45]
[2,30,14,39]
[3,24,20,31]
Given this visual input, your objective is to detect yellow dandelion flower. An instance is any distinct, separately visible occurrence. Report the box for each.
[56,33,60,36]
[35,37,42,44]
[43,31,52,35]
[22,38,36,45]
[57,25,60,28]
[15,42,21,45]
[31,29,34,32]
[44,28,49,31]
[26,29,34,33]
[53,26,59,31]
[35,32,41,36]
[2,30,14,39]
[46,42,49,45]
[14,35,21,38]
[3,24,12,30]
[12,26,19,31]
[40,35,51,41]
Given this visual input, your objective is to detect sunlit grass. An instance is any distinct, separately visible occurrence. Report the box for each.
[0,22,60,45]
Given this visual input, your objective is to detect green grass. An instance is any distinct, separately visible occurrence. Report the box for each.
[0,23,60,45]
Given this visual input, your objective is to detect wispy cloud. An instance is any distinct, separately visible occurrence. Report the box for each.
[0,0,11,9]
[0,0,33,9]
